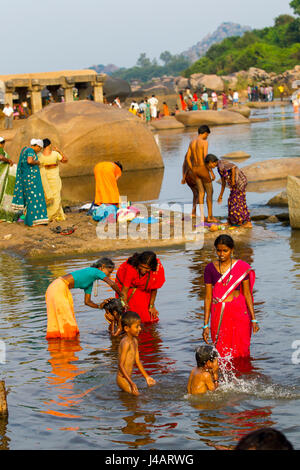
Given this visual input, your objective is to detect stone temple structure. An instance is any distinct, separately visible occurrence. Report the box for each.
[0,70,105,113]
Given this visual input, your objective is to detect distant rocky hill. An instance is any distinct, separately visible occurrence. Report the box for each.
[181,22,252,62]
[89,63,120,75]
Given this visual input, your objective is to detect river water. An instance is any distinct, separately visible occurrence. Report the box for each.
[0,105,299,450]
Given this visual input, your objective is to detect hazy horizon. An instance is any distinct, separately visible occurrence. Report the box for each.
[1,0,295,74]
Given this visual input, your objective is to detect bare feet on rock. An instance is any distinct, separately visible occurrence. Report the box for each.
[206,217,219,223]
[243,222,253,228]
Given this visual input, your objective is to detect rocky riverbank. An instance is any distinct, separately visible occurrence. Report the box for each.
[129,66,300,98]
[0,207,278,260]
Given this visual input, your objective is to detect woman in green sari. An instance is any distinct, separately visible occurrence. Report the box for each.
[0,137,18,223]
[12,139,49,226]
[145,97,151,123]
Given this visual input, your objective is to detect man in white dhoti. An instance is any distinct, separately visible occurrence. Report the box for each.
[148,95,158,119]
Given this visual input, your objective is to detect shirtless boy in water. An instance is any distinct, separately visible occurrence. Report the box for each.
[117,311,156,396]
[182,125,217,223]
[187,345,219,395]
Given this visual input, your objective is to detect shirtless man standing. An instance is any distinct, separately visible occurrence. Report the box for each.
[181,125,217,223]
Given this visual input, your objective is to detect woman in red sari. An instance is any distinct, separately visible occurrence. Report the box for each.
[115,251,165,323]
[203,235,259,360]
[179,92,187,111]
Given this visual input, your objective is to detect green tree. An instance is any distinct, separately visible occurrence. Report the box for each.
[136,53,151,68]
[290,0,300,16]
[274,14,295,26]
[160,51,173,65]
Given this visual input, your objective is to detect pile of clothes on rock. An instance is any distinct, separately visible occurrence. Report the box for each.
[88,203,159,225]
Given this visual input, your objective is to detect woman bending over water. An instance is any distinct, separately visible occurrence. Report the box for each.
[205,154,252,228]
[203,235,259,360]
[115,251,165,323]
[46,257,126,339]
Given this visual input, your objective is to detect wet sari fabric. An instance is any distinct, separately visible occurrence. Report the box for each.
[210,260,255,358]
[217,160,251,225]
[115,259,165,323]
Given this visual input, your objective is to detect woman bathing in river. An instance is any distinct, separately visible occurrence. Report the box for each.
[115,251,165,323]
[46,257,126,339]
[203,235,259,361]
[205,154,252,228]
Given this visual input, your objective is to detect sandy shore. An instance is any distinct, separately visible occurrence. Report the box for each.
[0,207,278,260]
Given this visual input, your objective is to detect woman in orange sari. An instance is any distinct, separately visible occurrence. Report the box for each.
[115,251,165,323]
[93,161,123,206]
[203,235,259,361]
[46,257,126,340]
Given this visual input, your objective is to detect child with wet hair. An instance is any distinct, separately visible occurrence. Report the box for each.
[101,298,125,336]
[117,311,156,396]
[187,345,219,395]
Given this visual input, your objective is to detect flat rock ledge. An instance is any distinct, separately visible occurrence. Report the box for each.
[0,209,277,260]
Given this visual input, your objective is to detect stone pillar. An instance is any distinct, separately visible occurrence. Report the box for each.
[4,81,14,107]
[92,74,106,103]
[63,77,75,103]
[29,80,43,114]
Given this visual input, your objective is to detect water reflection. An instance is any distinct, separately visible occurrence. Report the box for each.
[138,324,176,375]
[61,168,164,204]
[114,394,180,449]
[114,397,157,448]
[190,397,274,449]
[244,179,286,193]
[0,417,10,450]
[0,254,25,308]
[43,338,95,420]
[289,231,300,289]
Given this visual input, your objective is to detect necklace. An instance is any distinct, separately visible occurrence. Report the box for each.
[219,258,232,286]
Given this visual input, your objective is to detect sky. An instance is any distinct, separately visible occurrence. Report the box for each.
[1,0,295,74]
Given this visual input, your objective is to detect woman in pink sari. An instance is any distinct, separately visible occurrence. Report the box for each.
[203,235,259,360]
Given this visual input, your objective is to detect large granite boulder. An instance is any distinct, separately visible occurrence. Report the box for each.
[174,77,190,91]
[267,190,288,207]
[150,116,185,130]
[220,74,238,88]
[242,158,300,182]
[222,151,250,160]
[190,74,224,92]
[247,67,271,81]
[287,176,300,229]
[6,101,163,177]
[103,76,131,101]
[227,105,251,118]
[175,110,249,127]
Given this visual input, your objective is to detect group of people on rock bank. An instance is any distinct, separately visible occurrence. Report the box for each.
[179,87,240,112]
[0,134,125,227]
[1,101,30,130]
[0,137,67,226]
[128,95,172,121]
[0,121,252,230]
[247,84,274,102]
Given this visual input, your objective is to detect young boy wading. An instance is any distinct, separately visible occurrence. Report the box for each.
[182,125,217,223]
